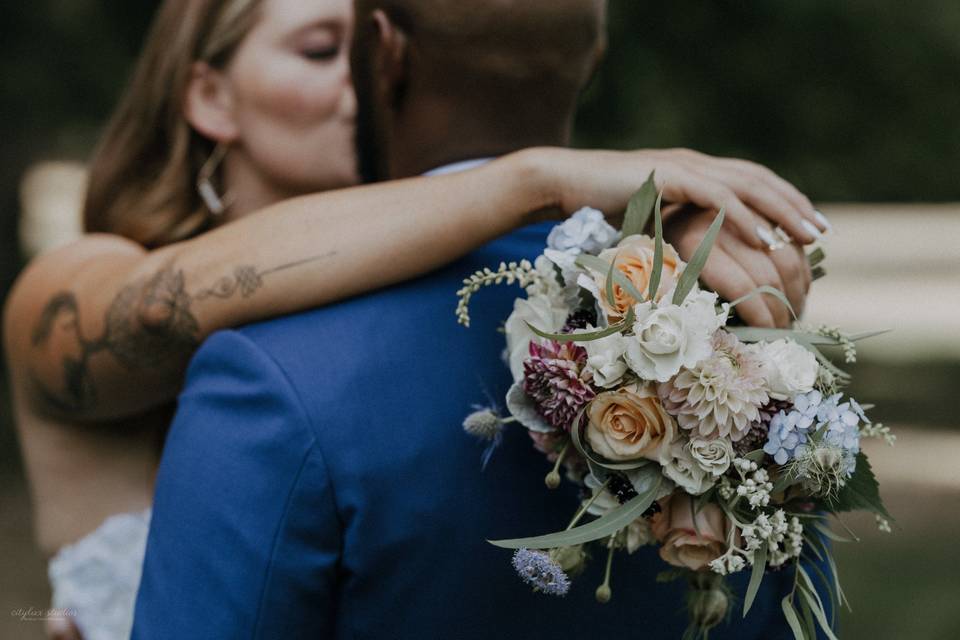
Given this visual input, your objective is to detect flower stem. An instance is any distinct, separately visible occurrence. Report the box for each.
[551,440,570,474]
[566,476,612,531]
[595,533,618,603]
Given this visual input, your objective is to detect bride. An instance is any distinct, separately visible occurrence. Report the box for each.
[3,0,824,638]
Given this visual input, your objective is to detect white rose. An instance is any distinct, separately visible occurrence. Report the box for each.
[504,293,568,382]
[689,438,734,477]
[624,290,725,382]
[660,440,716,495]
[759,338,820,400]
[546,207,620,256]
[582,333,629,388]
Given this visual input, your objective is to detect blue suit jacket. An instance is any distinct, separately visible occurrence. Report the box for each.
[133,224,831,639]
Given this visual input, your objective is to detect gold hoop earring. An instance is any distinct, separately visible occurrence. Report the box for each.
[197,142,233,216]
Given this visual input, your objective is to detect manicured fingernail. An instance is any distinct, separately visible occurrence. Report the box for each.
[756,225,777,247]
[801,219,822,239]
[814,210,832,231]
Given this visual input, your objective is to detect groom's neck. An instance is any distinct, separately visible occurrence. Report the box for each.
[385,95,574,179]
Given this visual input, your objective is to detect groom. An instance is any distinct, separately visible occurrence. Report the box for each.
[133,1,825,638]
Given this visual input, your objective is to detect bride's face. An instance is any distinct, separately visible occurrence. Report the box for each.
[224,0,358,194]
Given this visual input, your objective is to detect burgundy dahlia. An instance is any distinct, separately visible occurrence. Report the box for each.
[522,340,596,431]
[734,398,794,456]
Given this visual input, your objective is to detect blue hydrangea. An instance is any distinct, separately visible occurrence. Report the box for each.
[764,391,864,474]
[511,548,571,596]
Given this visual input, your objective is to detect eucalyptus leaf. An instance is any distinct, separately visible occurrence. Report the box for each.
[672,209,725,305]
[798,566,827,621]
[576,254,647,309]
[801,534,824,562]
[605,251,617,313]
[799,581,840,640]
[488,475,662,549]
[730,285,797,321]
[804,341,851,380]
[781,595,806,640]
[648,193,665,301]
[803,558,839,627]
[525,309,632,344]
[726,327,843,346]
[811,521,855,543]
[743,545,768,617]
[848,329,892,341]
[621,172,657,237]
[799,595,818,640]
[825,548,850,610]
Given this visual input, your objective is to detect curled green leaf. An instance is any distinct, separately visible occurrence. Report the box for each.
[488,475,662,549]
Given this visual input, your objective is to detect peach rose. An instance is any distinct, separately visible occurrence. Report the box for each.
[651,493,729,571]
[585,384,677,461]
[592,234,684,318]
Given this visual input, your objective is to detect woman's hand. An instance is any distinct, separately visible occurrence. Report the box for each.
[527,147,828,249]
[664,204,812,328]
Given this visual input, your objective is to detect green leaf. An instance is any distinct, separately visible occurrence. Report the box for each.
[803,557,839,627]
[730,285,798,321]
[811,266,827,281]
[798,566,828,622]
[825,547,851,611]
[605,251,617,313]
[726,327,844,346]
[807,247,826,268]
[828,452,892,519]
[743,545,768,617]
[781,595,806,640]
[799,580,840,640]
[801,534,825,562]
[743,449,767,464]
[576,254,647,309]
[621,172,657,237]
[672,209,726,305]
[525,313,629,344]
[488,475,662,549]
[848,329,892,342]
[648,193,665,301]
[799,594,818,640]
[812,521,856,543]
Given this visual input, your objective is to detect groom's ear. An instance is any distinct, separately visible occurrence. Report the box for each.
[367,9,410,111]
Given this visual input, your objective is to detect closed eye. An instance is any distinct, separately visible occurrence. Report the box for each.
[302,47,340,62]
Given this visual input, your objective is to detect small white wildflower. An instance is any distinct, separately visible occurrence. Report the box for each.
[876,515,892,533]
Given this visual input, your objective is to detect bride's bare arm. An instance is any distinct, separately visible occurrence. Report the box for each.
[4,147,821,422]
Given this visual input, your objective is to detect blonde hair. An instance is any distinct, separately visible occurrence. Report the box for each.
[83,0,262,247]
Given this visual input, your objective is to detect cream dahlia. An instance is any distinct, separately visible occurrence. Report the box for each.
[659,332,769,441]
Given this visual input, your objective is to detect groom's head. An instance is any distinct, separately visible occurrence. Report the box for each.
[351,0,607,181]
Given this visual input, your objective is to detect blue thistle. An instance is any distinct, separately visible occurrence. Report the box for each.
[511,549,571,596]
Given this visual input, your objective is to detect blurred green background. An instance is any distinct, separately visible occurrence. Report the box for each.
[1,1,958,638]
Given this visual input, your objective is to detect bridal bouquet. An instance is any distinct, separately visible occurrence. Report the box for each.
[456,175,892,639]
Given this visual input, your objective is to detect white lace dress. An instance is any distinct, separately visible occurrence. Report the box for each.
[48,509,152,640]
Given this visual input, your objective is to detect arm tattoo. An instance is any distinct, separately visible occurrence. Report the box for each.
[30,251,336,411]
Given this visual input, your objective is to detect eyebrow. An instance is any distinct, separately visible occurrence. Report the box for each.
[287,18,345,38]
